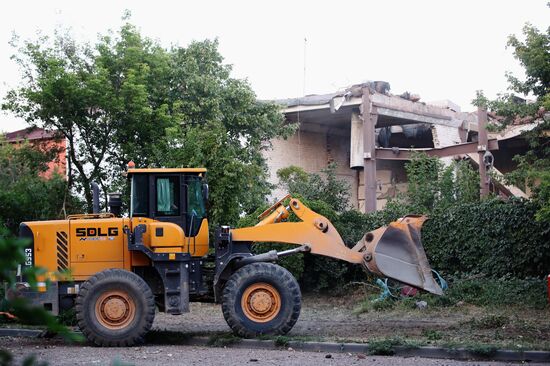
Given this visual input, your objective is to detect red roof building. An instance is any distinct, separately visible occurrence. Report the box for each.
[4,127,67,179]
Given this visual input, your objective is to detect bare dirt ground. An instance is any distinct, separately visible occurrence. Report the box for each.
[1,337,547,366]
[152,292,550,350]
[1,292,549,365]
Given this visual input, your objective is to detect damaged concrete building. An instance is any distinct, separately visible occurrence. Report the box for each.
[266,81,532,212]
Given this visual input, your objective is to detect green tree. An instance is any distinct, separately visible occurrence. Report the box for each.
[236,162,354,287]
[402,153,479,214]
[473,11,549,222]
[0,138,81,233]
[3,24,174,211]
[3,19,294,224]
[506,23,550,110]
[157,40,295,226]
[276,163,351,212]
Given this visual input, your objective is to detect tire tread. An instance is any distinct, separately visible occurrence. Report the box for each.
[76,268,155,347]
[221,262,301,338]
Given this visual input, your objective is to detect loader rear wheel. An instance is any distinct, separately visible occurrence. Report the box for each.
[76,269,155,347]
[221,262,301,338]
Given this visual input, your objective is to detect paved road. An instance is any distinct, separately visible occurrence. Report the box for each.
[1,338,546,366]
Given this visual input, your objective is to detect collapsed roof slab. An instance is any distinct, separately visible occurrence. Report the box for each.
[375,139,499,160]
[282,93,479,131]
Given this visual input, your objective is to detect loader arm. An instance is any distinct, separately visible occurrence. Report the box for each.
[231,196,443,295]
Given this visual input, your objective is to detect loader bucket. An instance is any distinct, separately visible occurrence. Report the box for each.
[355,215,443,295]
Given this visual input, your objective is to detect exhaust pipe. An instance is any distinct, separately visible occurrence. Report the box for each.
[108,193,122,217]
[91,182,100,214]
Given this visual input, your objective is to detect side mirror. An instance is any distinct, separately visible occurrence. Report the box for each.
[202,183,209,201]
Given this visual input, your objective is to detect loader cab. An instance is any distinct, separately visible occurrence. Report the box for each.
[127,168,208,238]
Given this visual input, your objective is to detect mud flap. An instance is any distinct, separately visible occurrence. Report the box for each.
[356,216,443,295]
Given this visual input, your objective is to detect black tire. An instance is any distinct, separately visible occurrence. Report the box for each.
[75,268,155,347]
[221,262,301,338]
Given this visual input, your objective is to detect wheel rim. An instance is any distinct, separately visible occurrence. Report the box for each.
[95,290,136,330]
[241,282,281,323]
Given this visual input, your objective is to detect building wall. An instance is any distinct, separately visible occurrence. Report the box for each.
[265,126,413,211]
[357,160,408,211]
[8,138,67,179]
[42,138,67,179]
[265,128,359,209]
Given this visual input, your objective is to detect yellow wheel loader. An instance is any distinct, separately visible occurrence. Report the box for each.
[14,167,442,346]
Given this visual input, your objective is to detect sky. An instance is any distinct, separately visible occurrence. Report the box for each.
[0,0,548,132]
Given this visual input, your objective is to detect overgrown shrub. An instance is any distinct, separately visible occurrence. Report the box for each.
[277,163,350,212]
[404,153,480,214]
[244,156,549,294]
[355,277,547,311]
[0,140,83,234]
[417,276,547,309]
[422,198,550,278]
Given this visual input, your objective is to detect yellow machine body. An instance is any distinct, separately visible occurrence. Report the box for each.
[23,215,209,282]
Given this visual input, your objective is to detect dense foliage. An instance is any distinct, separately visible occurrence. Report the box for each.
[3,18,294,225]
[277,163,351,212]
[246,156,549,294]
[504,119,550,223]
[0,139,81,233]
[404,153,479,214]
[0,231,79,363]
[473,12,550,223]
[422,198,550,278]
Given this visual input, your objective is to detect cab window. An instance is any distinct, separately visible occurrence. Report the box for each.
[156,176,180,216]
[131,175,149,217]
[185,176,206,236]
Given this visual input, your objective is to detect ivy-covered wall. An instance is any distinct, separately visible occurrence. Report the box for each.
[245,198,550,293]
[422,198,550,278]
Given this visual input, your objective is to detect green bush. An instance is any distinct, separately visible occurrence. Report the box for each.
[355,277,547,311]
[0,140,83,234]
[404,153,479,214]
[416,277,547,309]
[246,156,549,294]
[422,198,550,278]
[277,163,350,212]
[293,197,549,294]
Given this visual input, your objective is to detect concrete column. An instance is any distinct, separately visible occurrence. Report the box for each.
[477,107,489,197]
[362,88,378,213]
[350,110,364,169]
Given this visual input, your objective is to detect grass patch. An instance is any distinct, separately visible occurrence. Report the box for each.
[368,338,400,356]
[470,315,510,329]
[206,333,242,347]
[258,334,319,346]
[57,308,77,327]
[422,329,442,340]
[367,337,422,356]
[354,296,396,313]
[356,277,548,314]
[428,277,547,309]
[466,343,498,357]
[274,336,290,348]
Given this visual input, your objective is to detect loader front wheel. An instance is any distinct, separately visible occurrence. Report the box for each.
[76,269,155,347]
[222,262,301,338]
